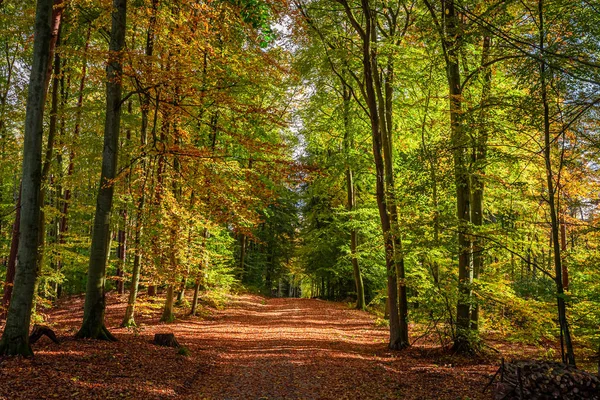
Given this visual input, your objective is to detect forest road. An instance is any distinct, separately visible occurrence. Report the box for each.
[186,295,491,400]
[0,294,492,400]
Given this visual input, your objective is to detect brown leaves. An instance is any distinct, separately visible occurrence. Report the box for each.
[0,293,499,399]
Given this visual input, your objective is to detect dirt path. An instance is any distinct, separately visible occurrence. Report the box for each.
[0,294,495,399]
[183,295,493,399]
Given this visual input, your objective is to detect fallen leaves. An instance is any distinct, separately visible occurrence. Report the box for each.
[0,293,501,399]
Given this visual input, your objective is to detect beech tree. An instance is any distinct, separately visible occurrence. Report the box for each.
[0,0,54,356]
[76,0,127,341]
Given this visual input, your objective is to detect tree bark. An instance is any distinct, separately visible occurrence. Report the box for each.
[339,0,403,349]
[538,0,575,366]
[470,34,492,331]
[1,184,20,320]
[76,0,127,341]
[116,209,126,295]
[123,0,159,325]
[190,228,208,316]
[160,285,174,322]
[427,0,474,352]
[342,85,365,311]
[0,0,55,356]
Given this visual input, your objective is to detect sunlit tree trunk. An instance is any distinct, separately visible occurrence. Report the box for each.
[76,0,127,341]
[0,0,54,356]
[425,0,474,352]
[116,210,126,295]
[122,0,158,326]
[161,285,174,322]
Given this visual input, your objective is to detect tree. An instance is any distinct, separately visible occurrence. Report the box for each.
[76,0,127,341]
[0,0,54,356]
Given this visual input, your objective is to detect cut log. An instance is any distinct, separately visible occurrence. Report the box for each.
[490,359,600,400]
[153,333,180,348]
[29,324,60,345]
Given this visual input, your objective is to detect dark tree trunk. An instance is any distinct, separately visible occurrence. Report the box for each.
[36,0,64,276]
[76,0,127,341]
[0,0,54,356]
[122,0,159,323]
[424,0,474,352]
[470,34,491,331]
[341,87,365,311]
[538,0,575,366]
[1,185,21,320]
[339,0,404,350]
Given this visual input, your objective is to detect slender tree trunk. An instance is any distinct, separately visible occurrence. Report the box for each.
[176,275,187,304]
[1,185,20,320]
[128,0,159,309]
[36,31,62,287]
[470,34,491,331]
[342,86,365,311]
[190,277,201,316]
[116,210,126,295]
[430,0,474,352]
[0,0,54,356]
[239,234,246,280]
[37,0,64,270]
[377,58,409,348]
[190,228,208,316]
[57,25,91,298]
[538,0,575,366]
[350,0,403,349]
[76,0,127,341]
[339,0,403,349]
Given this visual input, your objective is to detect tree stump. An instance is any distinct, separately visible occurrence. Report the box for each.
[29,324,60,345]
[153,333,180,348]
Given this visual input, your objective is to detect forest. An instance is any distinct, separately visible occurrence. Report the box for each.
[0,0,600,398]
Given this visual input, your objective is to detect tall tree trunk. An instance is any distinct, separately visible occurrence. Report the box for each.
[76,0,127,341]
[427,0,474,352]
[116,209,126,295]
[339,0,403,349]
[0,0,54,356]
[190,228,208,316]
[376,57,409,348]
[470,34,491,331]
[36,31,62,290]
[538,0,575,366]
[1,185,20,320]
[342,85,365,311]
[239,234,246,280]
[2,0,63,320]
[37,0,64,270]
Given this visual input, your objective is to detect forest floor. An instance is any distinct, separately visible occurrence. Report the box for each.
[0,292,557,399]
